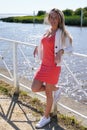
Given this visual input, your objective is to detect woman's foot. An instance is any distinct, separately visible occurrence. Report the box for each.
[35,116,51,128]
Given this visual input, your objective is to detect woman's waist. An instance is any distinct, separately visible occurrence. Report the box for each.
[42,59,56,66]
[42,58,62,67]
[41,63,61,69]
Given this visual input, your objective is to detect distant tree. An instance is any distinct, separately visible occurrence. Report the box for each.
[83,7,87,11]
[84,11,87,17]
[63,9,73,16]
[74,8,82,15]
[37,10,46,16]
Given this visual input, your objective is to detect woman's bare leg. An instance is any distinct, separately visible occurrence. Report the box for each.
[31,79,60,117]
[44,83,54,117]
[31,79,46,92]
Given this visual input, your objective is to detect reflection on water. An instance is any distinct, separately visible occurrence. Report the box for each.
[0,22,87,104]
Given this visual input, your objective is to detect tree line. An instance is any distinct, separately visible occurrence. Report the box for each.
[0,7,87,26]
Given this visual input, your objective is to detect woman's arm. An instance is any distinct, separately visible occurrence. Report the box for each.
[33,46,38,57]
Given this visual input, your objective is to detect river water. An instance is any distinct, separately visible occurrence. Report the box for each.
[0,21,87,104]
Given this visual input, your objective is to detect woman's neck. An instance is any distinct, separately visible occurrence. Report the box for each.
[50,27,58,33]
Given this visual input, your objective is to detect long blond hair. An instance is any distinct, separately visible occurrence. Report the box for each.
[48,8,72,44]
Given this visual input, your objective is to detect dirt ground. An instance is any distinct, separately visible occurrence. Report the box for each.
[0,79,87,130]
[0,94,69,130]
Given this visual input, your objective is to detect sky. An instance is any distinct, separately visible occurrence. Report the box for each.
[0,0,87,15]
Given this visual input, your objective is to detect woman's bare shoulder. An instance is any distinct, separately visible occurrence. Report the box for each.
[43,29,50,36]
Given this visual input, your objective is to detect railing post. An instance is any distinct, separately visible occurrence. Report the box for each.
[13,42,19,94]
[81,8,83,27]
[51,92,57,116]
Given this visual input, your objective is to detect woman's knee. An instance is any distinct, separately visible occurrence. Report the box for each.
[31,79,42,92]
[46,91,53,97]
[31,83,38,92]
[31,85,36,92]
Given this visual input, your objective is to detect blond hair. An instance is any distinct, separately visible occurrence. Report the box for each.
[48,8,72,44]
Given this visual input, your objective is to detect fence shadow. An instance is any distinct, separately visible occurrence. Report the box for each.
[0,93,65,130]
[0,93,36,130]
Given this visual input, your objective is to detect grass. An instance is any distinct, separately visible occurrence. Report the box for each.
[58,114,87,130]
[0,80,87,130]
[0,81,15,96]
[0,15,45,23]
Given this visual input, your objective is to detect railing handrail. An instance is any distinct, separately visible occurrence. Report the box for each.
[0,37,37,47]
[0,37,87,58]
[72,52,87,58]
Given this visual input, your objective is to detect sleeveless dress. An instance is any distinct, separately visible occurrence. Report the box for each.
[34,34,61,85]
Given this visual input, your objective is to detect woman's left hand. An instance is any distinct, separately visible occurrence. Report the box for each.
[55,49,64,64]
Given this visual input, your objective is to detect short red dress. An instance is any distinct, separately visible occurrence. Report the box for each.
[34,34,61,85]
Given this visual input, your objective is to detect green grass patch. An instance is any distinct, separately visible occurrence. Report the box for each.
[0,15,45,24]
[19,90,28,96]
[0,81,14,96]
[0,86,8,94]
[58,114,87,130]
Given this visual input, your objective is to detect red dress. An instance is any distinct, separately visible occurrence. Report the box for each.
[34,34,61,85]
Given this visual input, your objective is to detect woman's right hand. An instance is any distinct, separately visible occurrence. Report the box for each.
[33,46,38,57]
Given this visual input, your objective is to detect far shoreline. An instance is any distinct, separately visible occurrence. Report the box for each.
[0,14,87,27]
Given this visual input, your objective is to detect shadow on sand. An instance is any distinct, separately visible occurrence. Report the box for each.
[0,93,65,130]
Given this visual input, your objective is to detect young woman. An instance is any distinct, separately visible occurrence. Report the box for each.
[31,8,73,128]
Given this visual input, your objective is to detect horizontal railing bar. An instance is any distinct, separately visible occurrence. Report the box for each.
[72,52,87,58]
[0,37,37,47]
[0,37,87,58]
[58,102,87,119]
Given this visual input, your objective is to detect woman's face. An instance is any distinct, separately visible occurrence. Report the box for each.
[49,11,59,30]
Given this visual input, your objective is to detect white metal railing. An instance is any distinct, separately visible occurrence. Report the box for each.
[0,37,87,118]
[72,52,87,58]
[0,37,37,92]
